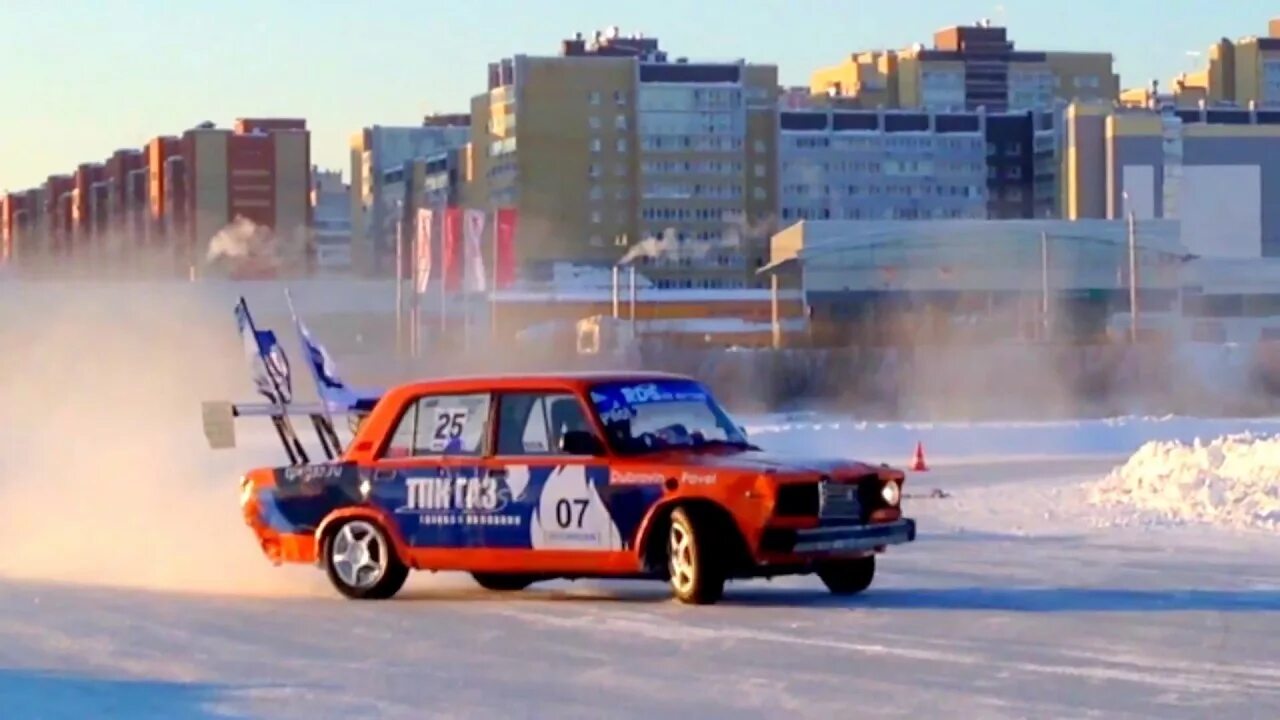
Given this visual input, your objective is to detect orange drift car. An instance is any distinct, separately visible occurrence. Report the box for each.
[212,371,916,604]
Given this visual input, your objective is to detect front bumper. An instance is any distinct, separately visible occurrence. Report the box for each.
[789,518,917,554]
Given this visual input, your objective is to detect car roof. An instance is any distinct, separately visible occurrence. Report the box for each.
[388,369,696,396]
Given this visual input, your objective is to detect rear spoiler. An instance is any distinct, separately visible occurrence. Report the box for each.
[201,294,382,465]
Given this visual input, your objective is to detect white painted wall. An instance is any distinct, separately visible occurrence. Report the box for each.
[1121,165,1156,219]
[1177,165,1262,258]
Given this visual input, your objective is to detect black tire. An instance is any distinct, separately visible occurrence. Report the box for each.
[816,555,876,596]
[322,518,409,600]
[472,573,537,592]
[667,506,726,605]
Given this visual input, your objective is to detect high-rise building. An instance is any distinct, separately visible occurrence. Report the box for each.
[1063,102,1280,257]
[146,135,184,251]
[985,109,1059,218]
[777,105,1058,223]
[348,118,471,276]
[1178,19,1280,107]
[469,26,779,289]
[179,118,312,276]
[778,108,988,223]
[102,148,148,253]
[43,174,73,259]
[311,167,352,274]
[70,162,104,253]
[809,21,1118,112]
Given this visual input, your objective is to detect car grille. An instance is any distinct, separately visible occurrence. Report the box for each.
[773,474,882,520]
[818,477,865,521]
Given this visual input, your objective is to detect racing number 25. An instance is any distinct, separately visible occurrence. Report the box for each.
[432,410,467,441]
[555,498,589,529]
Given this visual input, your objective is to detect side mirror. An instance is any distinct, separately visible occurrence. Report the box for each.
[560,430,605,456]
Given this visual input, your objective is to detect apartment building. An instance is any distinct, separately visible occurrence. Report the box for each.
[348,117,470,276]
[311,168,352,274]
[1175,18,1280,107]
[1064,102,1280,257]
[469,26,778,289]
[179,118,312,277]
[778,105,1057,223]
[778,109,987,223]
[102,148,148,256]
[810,21,1117,112]
[986,109,1058,218]
[2,117,311,279]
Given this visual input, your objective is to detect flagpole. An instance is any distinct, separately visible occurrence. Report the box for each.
[439,202,447,338]
[411,215,420,360]
[394,200,403,360]
[490,205,498,343]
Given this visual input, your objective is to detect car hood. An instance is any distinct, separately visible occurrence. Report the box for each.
[643,448,887,478]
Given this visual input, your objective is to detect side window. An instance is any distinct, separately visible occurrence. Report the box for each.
[382,392,492,457]
[495,392,591,455]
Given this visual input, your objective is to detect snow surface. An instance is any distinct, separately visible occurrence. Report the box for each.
[1,416,1279,719]
[1087,432,1280,532]
[742,413,1280,462]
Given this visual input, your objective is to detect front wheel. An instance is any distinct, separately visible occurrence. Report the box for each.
[322,518,409,600]
[816,555,876,596]
[667,507,725,605]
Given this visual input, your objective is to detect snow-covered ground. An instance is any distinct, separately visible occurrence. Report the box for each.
[1,413,1278,719]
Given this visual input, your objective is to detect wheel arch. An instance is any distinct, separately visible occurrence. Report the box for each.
[314,507,411,567]
[636,498,752,576]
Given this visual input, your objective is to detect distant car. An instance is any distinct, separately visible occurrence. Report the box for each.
[208,369,916,604]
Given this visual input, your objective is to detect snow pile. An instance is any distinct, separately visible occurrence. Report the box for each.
[1086,433,1280,531]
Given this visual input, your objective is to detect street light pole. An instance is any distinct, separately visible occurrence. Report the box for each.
[1128,209,1138,344]
[1040,231,1050,342]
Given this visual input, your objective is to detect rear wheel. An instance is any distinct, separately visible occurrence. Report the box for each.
[816,555,876,596]
[322,518,408,600]
[667,506,725,605]
[471,573,537,592]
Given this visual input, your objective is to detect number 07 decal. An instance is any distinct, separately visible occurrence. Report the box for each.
[554,498,590,529]
[530,466,622,551]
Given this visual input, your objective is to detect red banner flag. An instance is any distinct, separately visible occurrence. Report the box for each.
[442,206,463,292]
[494,206,518,289]
[415,208,433,295]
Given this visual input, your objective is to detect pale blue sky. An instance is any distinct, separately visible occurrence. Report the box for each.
[0,1,1269,191]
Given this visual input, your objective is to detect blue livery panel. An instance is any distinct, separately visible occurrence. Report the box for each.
[258,463,669,552]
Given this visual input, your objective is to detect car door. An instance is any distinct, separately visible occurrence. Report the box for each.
[485,390,625,558]
[366,390,512,549]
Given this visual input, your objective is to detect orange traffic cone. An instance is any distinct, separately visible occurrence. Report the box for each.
[910,441,929,471]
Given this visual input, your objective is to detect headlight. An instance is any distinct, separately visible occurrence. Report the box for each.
[880,480,901,507]
[239,476,255,506]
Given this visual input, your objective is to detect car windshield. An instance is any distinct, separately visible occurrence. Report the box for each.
[587,378,749,455]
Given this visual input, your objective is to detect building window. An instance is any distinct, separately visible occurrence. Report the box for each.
[589,185,603,200]
[589,235,604,247]
[589,163,601,178]
[616,138,628,152]
[590,138,602,153]
[614,90,626,106]
[754,164,765,178]
[590,211,602,224]
[589,91,601,105]
[615,115,627,130]
[589,116,601,130]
